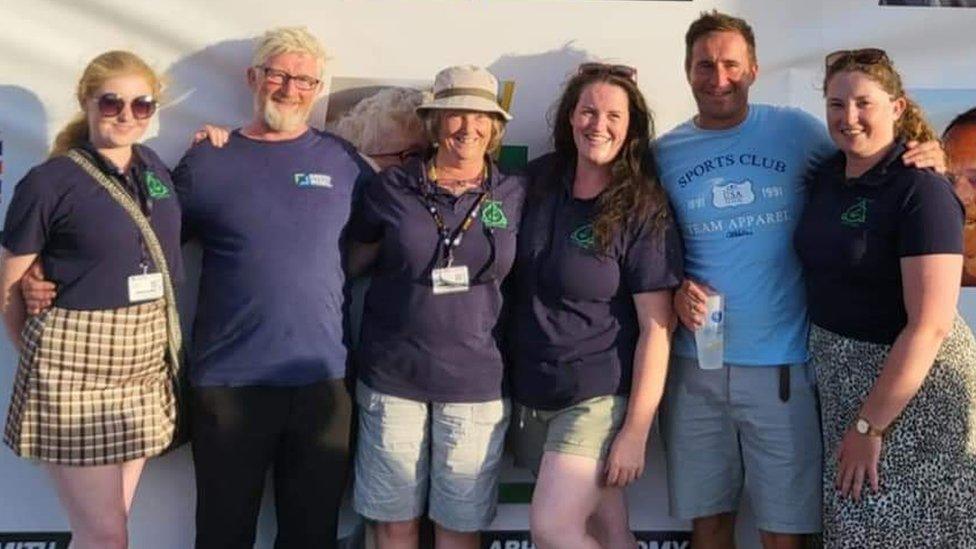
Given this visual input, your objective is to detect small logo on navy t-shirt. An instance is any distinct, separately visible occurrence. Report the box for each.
[481,200,508,229]
[570,223,595,250]
[294,173,333,188]
[841,198,870,226]
[144,171,171,199]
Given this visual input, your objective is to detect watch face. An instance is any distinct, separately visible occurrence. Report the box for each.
[856,419,869,434]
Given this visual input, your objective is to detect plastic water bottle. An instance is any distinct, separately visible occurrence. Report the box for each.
[694,293,724,370]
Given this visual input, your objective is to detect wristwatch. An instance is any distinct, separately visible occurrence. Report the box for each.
[854,417,885,437]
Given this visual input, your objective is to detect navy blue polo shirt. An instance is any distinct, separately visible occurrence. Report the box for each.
[348,156,527,402]
[173,129,373,387]
[795,141,963,344]
[2,143,183,310]
[508,153,684,410]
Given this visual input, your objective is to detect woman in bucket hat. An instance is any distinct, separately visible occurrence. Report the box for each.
[346,65,527,549]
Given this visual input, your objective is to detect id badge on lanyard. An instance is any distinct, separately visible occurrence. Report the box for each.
[431,265,470,295]
[126,168,162,302]
[128,265,164,302]
[424,162,490,296]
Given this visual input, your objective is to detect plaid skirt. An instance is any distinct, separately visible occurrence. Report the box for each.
[3,299,176,466]
[810,316,976,548]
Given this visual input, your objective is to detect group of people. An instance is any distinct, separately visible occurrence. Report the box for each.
[2,9,976,549]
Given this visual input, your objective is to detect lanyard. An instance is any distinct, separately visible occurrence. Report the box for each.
[424,161,490,268]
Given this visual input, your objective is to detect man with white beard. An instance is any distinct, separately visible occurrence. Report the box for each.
[172,27,372,548]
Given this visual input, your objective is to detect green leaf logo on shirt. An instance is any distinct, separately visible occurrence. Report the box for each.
[144,171,171,199]
[481,200,508,229]
[841,198,868,226]
[570,223,595,250]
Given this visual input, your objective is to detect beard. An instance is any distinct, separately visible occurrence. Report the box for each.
[256,94,312,133]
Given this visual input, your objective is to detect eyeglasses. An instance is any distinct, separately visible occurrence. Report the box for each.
[256,66,321,91]
[825,48,890,71]
[368,146,425,164]
[95,93,157,120]
[577,62,638,83]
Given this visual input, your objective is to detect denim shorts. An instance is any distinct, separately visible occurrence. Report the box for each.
[510,395,628,474]
[353,381,510,532]
[659,357,822,534]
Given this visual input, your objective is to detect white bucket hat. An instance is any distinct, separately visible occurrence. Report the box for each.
[417,65,512,121]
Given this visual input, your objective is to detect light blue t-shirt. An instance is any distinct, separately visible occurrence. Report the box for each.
[655,104,834,366]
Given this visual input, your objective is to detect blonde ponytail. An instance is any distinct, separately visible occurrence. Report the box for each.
[50,115,90,157]
[896,98,936,144]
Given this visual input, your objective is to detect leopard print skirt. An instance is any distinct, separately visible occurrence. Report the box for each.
[810,317,976,548]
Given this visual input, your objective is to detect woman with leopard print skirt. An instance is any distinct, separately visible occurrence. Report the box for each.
[794,49,976,547]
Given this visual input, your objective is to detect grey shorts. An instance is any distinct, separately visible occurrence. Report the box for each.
[510,395,628,474]
[659,357,822,534]
[352,382,510,532]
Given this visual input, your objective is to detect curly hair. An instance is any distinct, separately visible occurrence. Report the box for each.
[547,67,669,252]
[824,52,936,144]
[50,50,162,157]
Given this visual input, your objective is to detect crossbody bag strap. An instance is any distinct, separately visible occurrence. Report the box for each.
[65,149,182,374]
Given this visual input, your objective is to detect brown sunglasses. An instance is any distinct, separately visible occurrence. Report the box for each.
[825,48,890,70]
[577,62,638,83]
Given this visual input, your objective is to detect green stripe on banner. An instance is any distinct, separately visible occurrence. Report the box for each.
[497,145,528,171]
[498,481,534,504]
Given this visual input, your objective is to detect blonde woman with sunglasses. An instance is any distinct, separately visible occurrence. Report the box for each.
[0,51,182,549]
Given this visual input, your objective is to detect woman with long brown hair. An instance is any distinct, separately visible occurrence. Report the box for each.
[0,51,182,548]
[795,48,976,546]
[507,63,683,548]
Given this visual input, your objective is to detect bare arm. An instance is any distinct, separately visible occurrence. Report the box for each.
[860,254,960,429]
[836,253,961,500]
[0,249,40,344]
[346,241,380,279]
[605,289,674,487]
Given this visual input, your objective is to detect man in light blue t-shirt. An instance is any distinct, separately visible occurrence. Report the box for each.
[655,10,943,549]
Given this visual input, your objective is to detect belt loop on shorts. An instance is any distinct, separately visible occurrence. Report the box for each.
[779,365,790,403]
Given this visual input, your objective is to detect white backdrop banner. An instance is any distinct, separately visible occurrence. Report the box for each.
[1,0,975,547]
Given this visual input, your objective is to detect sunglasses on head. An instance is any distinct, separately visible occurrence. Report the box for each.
[577,62,638,83]
[96,93,158,120]
[825,48,890,71]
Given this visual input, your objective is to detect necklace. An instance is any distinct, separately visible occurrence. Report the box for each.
[428,162,488,196]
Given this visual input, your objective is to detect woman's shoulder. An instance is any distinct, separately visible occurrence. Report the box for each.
[365,158,424,199]
[525,151,561,179]
[14,154,85,194]
[491,160,530,196]
[890,165,960,209]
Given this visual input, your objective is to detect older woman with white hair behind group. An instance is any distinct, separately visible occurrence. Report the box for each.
[330,86,430,171]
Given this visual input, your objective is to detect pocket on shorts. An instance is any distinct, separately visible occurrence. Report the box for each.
[436,399,509,477]
[357,383,426,452]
